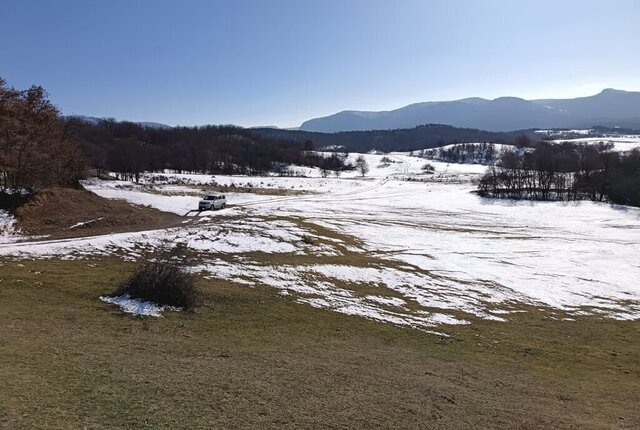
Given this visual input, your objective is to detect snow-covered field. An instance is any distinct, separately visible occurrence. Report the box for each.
[550,135,640,152]
[535,129,593,136]
[1,152,639,328]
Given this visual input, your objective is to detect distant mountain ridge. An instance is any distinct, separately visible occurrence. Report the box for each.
[64,115,172,130]
[299,89,640,132]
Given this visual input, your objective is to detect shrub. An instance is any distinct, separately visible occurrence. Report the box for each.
[115,251,200,309]
[422,162,435,172]
[0,191,31,211]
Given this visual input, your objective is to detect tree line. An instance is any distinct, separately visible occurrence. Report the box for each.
[3,78,638,208]
[72,119,353,180]
[478,141,640,206]
[417,142,499,165]
[0,77,355,196]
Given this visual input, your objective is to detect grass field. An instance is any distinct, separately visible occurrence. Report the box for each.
[1,258,638,429]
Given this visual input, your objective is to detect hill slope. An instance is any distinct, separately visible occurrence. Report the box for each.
[252,124,533,153]
[14,187,182,238]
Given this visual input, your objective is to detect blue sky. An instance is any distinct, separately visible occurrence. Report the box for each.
[2,0,639,127]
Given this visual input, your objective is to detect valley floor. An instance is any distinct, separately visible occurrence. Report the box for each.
[0,152,639,428]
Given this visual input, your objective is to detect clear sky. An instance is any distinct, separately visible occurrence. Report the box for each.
[2,0,639,127]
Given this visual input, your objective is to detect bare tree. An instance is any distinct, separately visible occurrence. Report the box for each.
[355,155,369,177]
[0,78,86,192]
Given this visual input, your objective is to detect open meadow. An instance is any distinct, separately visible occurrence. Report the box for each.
[1,153,639,428]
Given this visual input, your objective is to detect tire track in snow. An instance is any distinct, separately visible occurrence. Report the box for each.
[225,178,390,209]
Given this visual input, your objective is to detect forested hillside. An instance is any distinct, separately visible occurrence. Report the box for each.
[253,124,532,153]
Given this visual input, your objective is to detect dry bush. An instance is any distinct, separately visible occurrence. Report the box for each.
[421,162,435,172]
[115,248,200,309]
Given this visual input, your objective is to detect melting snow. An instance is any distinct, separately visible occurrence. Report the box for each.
[68,217,105,229]
[3,156,640,330]
[100,294,180,316]
[0,210,20,243]
[550,135,640,152]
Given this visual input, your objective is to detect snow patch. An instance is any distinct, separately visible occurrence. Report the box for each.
[100,294,180,316]
[68,217,104,229]
[0,210,20,243]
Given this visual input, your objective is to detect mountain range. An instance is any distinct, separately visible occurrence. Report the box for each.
[64,115,172,130]
[299,89,640,132]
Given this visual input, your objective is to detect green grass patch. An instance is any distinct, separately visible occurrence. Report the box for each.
[0,258,638,429]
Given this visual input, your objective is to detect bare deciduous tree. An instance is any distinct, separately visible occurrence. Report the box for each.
[0,78,86,193]
[355,155,369,177]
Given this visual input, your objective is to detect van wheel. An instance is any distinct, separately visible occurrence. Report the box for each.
[222,203,226,209]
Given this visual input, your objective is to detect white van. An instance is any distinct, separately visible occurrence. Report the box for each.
[198,194,226,211]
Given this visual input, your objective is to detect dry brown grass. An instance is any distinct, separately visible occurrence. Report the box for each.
[144,183,310,197]
[0,258,639,429]
[13,187,183,238]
